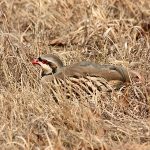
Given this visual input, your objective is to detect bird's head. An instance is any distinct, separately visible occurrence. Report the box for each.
[32,54,64,77]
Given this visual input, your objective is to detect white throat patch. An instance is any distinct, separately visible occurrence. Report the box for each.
[38,62,53,74]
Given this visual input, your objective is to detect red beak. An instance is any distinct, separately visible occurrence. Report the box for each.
[32,58,39,65]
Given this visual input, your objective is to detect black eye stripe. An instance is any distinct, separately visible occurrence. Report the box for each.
[38,57,57,69]
[38,57,48,64]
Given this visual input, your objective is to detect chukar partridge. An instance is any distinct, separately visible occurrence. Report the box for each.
[32,54,130,83]
[32,54,138,108]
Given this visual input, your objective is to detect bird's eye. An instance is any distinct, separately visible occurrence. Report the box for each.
[38,57,48,64]
[42,60,48,64]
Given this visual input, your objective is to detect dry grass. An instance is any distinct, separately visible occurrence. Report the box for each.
[0,0,150,149]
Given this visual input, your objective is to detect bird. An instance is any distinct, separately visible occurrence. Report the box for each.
[32,54,131,84]
[31,54,136,107]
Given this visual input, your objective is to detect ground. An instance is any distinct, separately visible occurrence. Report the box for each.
[0,0,150,149]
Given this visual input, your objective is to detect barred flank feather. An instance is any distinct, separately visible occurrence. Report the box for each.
[45,76,115,109]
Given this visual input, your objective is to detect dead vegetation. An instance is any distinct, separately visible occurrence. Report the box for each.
[0,0,150,149]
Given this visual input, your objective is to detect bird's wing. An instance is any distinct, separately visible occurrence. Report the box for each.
[53,64,128,82]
